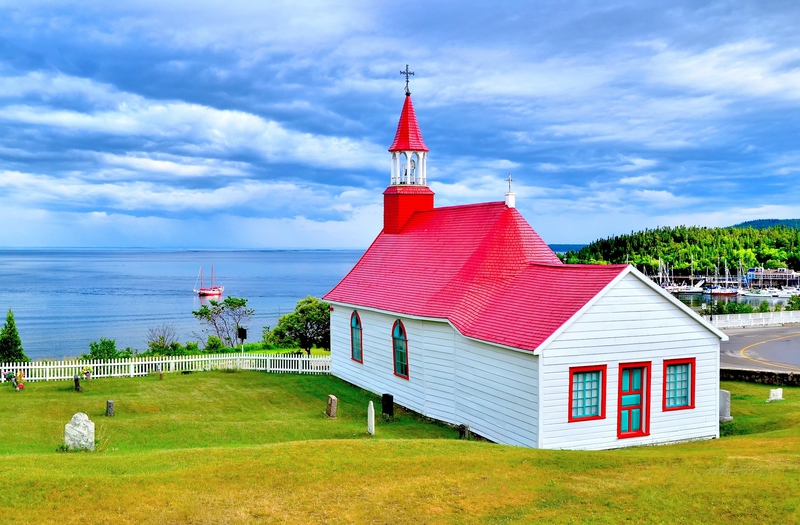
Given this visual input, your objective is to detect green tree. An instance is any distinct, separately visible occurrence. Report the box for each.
[82,338,133,360]
[787,295,800,311]
[268,296,330,355]
[0,309,28,362]
[192,297,255,348]
[205,335,224,352]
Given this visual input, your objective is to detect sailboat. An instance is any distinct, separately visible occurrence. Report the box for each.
[194,265,224,296]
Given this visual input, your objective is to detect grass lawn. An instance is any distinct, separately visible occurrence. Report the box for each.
[0,375,798,524]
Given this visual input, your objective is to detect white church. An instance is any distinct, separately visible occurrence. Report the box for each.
[324,83,728,450]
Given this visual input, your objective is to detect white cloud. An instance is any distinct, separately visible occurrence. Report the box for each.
[619,174,659,186]
[99,153,249,178]
[0,71,386,171]
[0,169,377,217]
[0,203,383,249]
[649,39,800,101]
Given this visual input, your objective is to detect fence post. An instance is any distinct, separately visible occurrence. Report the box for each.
[129,361,134,378]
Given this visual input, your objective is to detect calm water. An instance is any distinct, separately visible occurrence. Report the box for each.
[677,293,790,310]
[0,250,363,360]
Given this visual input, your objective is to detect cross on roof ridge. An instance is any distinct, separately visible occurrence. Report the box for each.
[401,64,414,95]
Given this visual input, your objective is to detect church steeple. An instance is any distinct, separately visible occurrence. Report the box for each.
[389,65,429,186]
[383,67,434,234]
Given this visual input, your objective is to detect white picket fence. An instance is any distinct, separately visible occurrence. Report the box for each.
[705,310,800,329]
[0,353,331,382]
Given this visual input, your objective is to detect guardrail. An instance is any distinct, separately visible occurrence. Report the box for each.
[0,353,331,382]
[705,310,800,329]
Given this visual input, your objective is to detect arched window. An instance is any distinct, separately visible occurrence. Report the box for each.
[392,320,408,379]
[350,312,363,363]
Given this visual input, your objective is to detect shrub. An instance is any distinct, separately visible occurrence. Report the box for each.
[205,335,224,353]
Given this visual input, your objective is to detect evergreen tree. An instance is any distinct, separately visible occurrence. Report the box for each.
[0,309,28,362]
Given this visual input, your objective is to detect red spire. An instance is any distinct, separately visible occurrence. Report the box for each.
[388,95,429,152]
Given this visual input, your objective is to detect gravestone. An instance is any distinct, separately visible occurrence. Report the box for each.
[767,388,784,402]
[73,375,82,393]
[719,389,733,423]
[367,401,375,435]
[64,412,95,451]
[382,393,394,417]
[106,400,115,417]
[325,395,338,419]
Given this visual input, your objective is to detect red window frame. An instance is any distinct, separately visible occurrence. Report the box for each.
[662,357,696,411]
[568,364,607,422]
[392,319,409,380]
[617,361,651,439]
[350,311,363,364]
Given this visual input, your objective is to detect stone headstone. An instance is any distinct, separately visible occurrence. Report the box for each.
[367,401,375,436]
[106,400,115,417]
[73,375,82,393]
[767,388,784,402]
[719,389,733,423]
[382,393,394,417]
[65,412,95,451]
[325,394,338,419]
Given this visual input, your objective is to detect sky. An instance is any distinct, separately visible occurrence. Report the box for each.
[1,1,800,248]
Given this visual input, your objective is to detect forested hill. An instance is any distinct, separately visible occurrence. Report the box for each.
[560,225,800,273]
[732,219,800,229]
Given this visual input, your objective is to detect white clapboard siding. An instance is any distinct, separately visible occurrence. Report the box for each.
[538,272,720,450]
[0,353,330,382]
[330,308,427,415]
[454,338,538,447]
[329,303,539,447]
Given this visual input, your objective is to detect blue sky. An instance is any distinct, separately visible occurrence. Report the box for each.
[1,1,799,248]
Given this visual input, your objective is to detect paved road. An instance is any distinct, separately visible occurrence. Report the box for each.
[720,325,800,372]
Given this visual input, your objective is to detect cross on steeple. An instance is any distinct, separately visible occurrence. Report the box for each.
[400,64,414,95]
[506,173,514,193]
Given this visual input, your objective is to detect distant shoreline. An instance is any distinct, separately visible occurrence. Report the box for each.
[548,244,587,254]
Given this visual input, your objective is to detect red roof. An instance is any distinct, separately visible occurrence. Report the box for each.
[324,202,627,352]
[388,95,429,152]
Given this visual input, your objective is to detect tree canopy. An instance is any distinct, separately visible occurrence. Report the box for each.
[560,225,800,273]
[82,337,133,360]
[266,296,330,354]
[192,296,254,348]
[0,309,28,362]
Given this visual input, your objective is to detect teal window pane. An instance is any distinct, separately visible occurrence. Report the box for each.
[666,363,691,407]
[621,394,641,407]
[351,314,362,361]
[621,410,629,432]
[571,370,601,419]
[393,321,408,376]
[632,409,641,431]
[622,369,630,392]
[632,369,642,391]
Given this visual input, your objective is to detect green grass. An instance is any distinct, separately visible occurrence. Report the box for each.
[0,375,798,524]
[0,371,451,454]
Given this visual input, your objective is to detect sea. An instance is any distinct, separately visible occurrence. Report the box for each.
[0,249,363,360]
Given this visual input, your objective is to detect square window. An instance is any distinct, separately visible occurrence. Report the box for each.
[663,358,695,411]
[569,365,606,422]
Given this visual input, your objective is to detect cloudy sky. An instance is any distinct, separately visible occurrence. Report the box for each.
[1,1,799,248]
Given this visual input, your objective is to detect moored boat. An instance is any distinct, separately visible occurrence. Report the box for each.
[194,265,224,296]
